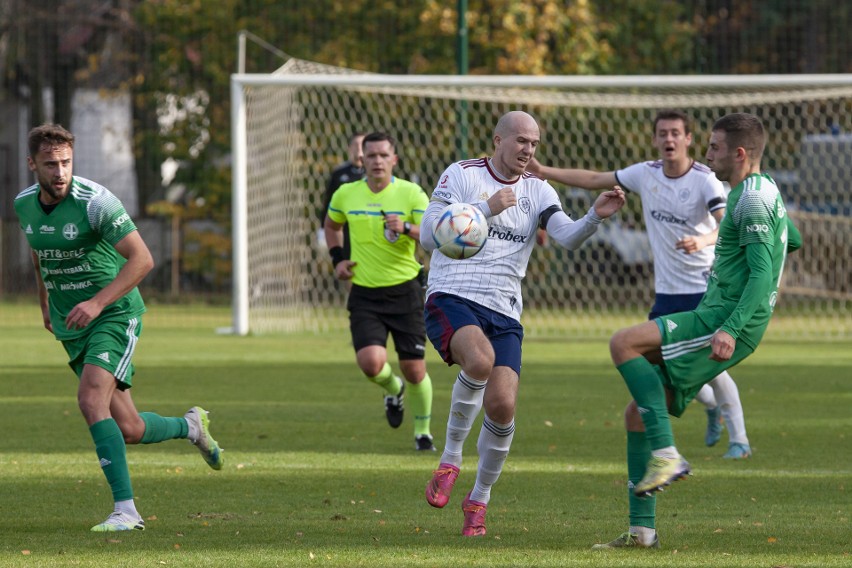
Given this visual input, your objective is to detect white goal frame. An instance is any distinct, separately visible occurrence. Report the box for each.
[230,72,852,336]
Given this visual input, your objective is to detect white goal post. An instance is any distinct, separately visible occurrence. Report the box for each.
[230,68,852,337]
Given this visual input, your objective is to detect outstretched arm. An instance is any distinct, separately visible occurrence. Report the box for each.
[591,186,627,218]
[527,158,618,190]
[544,187,626,250]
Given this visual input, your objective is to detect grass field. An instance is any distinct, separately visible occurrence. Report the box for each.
[1,303,850,567]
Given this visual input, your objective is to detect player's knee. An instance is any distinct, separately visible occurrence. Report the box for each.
[450,326,494,380]
[484,400,515,424]
[457,341,495,381]
[359,361,386,378]
[462,354,493,382]
[77,392,107,424]
[399,360,426,383]
[356,349,387,377]
[609,328,633,364]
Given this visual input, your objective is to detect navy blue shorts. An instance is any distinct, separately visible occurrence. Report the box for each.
[424,292,524,375]
[648,292,705,320]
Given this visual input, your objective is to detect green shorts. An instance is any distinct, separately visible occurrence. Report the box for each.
[61,316,143,390]
[656,308,755,417]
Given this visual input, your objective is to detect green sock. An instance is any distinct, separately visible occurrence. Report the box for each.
[89,418,133,502]
[139,412,189,444]
[616,357,675,450]
[407,373,433,437]
[366,362,401,395]
[627,430,656,528]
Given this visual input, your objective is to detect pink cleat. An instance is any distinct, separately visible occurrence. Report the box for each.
[425,463,459,508]
[461,492,487,536]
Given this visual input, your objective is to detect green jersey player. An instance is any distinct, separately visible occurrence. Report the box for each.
[596,113,802,550]
[15,124,224,532]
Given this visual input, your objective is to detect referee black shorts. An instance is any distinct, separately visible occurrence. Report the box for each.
[347,277,427,360]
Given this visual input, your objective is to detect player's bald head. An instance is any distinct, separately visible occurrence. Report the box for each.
[491,111,541,178]
[494,111,539,139]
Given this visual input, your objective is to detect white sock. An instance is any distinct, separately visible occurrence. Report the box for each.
[693,383,717,408]
[709,371,749,445]
[115,499,140,519]
[186,415,199,443]
[469,416,514,505]
[630,525,657,546]
[440,371,486,468]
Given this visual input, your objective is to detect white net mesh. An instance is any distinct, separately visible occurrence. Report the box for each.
[236,62,852,338]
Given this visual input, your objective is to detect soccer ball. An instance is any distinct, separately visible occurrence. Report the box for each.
[432,203,488,259]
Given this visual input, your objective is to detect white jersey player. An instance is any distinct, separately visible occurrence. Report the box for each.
[424,158,603,321]
[529,108,751,460]
[420,111,626,537]
[616,159,725,294]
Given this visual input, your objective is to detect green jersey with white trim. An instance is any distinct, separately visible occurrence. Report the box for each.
[327,177,428,288]
[700,173,798,348]
[14,176,146,339]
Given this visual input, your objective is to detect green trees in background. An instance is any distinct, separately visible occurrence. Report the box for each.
[1,0,848,295]
[3,0,848,219]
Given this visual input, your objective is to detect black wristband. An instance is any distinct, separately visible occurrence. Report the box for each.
[403,222,411,235]
[329,246,346,266]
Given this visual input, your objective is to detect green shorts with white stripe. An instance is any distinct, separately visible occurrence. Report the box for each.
[61,315,144,389]
[655,308,756,417]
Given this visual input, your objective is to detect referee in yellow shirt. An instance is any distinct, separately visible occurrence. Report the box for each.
[324,132,435,451]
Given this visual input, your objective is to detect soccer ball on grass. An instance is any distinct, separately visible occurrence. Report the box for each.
[432,203,488,259]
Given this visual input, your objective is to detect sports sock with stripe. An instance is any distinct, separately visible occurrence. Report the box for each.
[440,370,486,467]
[470,415,514,504]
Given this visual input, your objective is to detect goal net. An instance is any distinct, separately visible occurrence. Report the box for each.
[231,60,852,339]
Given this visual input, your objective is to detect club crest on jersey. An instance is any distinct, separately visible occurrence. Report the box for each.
[63,223,79,240]
[678,188,690,203]
[384,225,399,243]
[518,197,531,214]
